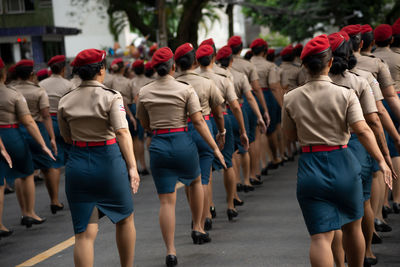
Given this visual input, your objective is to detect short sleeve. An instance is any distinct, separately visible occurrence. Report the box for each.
[136,94,149,122]
[241,74,252,94]
[209,80,224,109]
[38,89,50,110]
[368,74,384,101]
[109,94,129,131]
[225,78,239,103]
[14,92,31,118]
[186,86,202,115]
[248,64,259,82]
[57,107,71,140]
[346,90,365,125]
[297,67,308,86]
[377,60,395,89]
[358,78,378,114]
[268,66,280,85]
[282,97,296,133]
[281,70,290,88]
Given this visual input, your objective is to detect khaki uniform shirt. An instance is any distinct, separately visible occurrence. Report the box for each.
[58,80,128,142]
[350,68,384,102]
[329,70,377,115]
[282,75,364,146]
[392,47,400,54]
[103,73,114,88]
[357,52,394,89]
[176,70,224,115]
[0,83,31,125]
[136,75,201,130]
[373,47,400,91]
[39,74,73,113]
[70,75,82,88]
[198,68,238,111]
[296,66,309,87]
[14,80,49,122]
[232,54,259,83]
[280,61,301,91]
[130,74,154,100]
[250,55,280,88]
[194,63,234,82]
[293,57,302,67]
[109,73,135,105]
[230,68,252,104]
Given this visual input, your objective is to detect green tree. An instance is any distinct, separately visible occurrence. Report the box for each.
[241,0,400,42]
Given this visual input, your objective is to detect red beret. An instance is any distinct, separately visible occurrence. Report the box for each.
[111,58,123,67]
[341,25,361,36]
[47,55,65,66]
[294,44,303,50]
[73,49,106,67]
[267,49,275,55]
[361,24,373,34]
[151,47,173,67]
[196,44,214,59]
[36,68,49,78]
[16,59,34,68]
[200,38,215,47]
[8,65,16,73]
[174,43,194,61]
[280,45,294,56]
[374,24,392,42]
[228,36,242,47]
[395,18,400,25]
[144,61,153,70]
[0,58,4,70]
[132,59,144,68]
[300,34,330,60]
[328,33,345,52]
[393,23,400,35]
[339,31,350,41]
[216,46,232,60]
[150,44,158,52]
[250,38,267,49]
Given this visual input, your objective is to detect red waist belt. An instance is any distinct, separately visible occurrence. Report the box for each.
[226,103,243,109]
[50,113,57,117]
[262,87,269,91]
[0,124,19,129]
[187,115,210,123]
[302,145,348,153]
[73,138,117,147]
[153,127,188,135]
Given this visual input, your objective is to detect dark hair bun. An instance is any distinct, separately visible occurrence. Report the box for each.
[330,56,348,75]
[176,50,195,71]
[77,63,102,80]
[348,54,357,70]
[198,56,212,67]
[304,57,324,76]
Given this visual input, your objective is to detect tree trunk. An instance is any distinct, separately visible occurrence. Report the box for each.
[157,0,168,46]
[226,3,234,37]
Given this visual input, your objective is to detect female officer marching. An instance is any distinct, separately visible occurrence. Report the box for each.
[0,58,55,227]
[282,35,392,267]
[174,43,225,231]
[58,49,139,267]
[136,47,226,267]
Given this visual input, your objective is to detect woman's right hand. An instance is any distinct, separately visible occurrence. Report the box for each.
[214,148,227,170]
[379,161,393,190]
[1,148,12,168]
[42,145,56,161]
[129,167,140,194]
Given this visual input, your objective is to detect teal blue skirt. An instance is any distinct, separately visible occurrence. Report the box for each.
[188,120,214,185]
[382,97,400,157]
[243,96,257,143]
[228,107,249,154]
[212,114,234,170]
[66,143,134,234]
[0,127,34,180]
[52,115,69,168]
[297,148,364,235]
[150,131,201,194]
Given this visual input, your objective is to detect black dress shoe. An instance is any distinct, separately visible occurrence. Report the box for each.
[288,156,295,162]
[191,231,211,244]
[365,257,377,266]
[210,206,216,218]
[393,202,400,214]
[261,167,268,176]
[382,206,392,218]
[233,198,244,207]
[243,185,255,193]
[267,162,279,170]
[4,186,14,194]
[0,229,13,238]
[165,255,178,267]
[227,209,238,221]
[204,218,212,231]
[20,216,46,228]
[139,169,150,176]
[371,232,382,244]
[236,183,244,192]
[250,178,263,186]
[50,203,64,214]
[374,218,392,232]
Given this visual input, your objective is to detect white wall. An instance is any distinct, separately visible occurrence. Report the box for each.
[52,0,133,58]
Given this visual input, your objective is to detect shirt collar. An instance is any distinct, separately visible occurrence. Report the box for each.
[308,75,333,83]
[374,46,391,53]
[80,80,104,87]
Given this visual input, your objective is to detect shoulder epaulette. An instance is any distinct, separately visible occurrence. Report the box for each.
[348,70,360,76]
[142,80,156,87]
[5,85,17,91]
[101,87,118,94]
[331,82,350,90]
[215,72,227,78]
[177,80,190,85]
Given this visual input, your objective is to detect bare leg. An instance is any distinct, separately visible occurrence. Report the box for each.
[188,177,205,233]
[276,125,285,159]
[363,199,376,260]
[207,174,214,216]
[331,230,345,267]
[309,231,335,267]
[232,152,242,184]
[240,153,251,186]
[134,137,147,171]
[392,157,400,203]
[249,129,261,178]
[267,131,280,163]
[159,191,177,256]
[260,134,269,169]
[376,172,387,222]
[0,183,9,231]
[223,167,236,210]
[15,175,42,220]
[201,184,209,226]
[116,214,136,267]
[370,172,382,219]
[342,218,365,267]
[42,168,62,206]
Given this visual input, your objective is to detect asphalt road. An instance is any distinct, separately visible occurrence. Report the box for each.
[1,158,399,267]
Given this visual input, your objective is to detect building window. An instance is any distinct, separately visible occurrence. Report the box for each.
[6,0,35,14]
[39,0,52,8]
